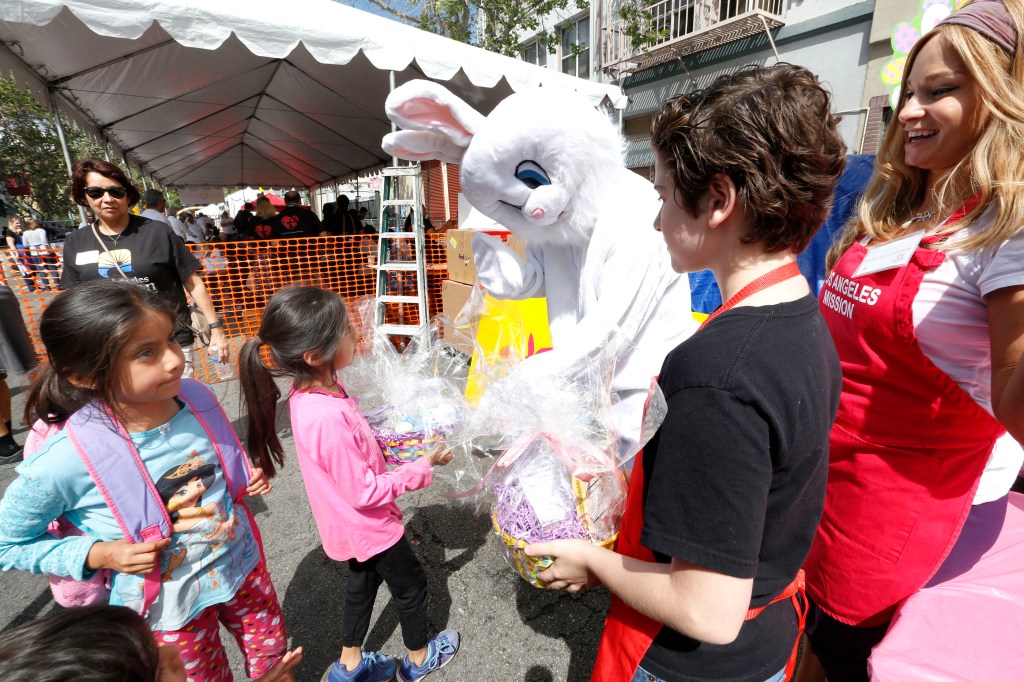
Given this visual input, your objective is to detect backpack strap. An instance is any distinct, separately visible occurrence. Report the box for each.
[178,379,252,502]
[66,402,171,615]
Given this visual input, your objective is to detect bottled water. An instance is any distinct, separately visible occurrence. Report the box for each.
[207,345,237,380]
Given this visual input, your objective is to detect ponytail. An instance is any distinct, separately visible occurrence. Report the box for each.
[239,336,285,478]
[23,364,87,427]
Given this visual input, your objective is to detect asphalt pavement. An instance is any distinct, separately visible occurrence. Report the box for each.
[0,374,608,682]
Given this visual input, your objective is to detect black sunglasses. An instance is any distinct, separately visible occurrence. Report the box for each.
[84,186,127,200]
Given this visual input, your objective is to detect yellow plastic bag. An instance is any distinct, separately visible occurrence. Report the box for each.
[462,294,552,402]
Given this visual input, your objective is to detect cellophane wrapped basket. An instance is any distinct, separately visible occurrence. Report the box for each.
[342,307,474,468]
[489,433,626,586]
[364,398,463,466]
[460,332,666,587]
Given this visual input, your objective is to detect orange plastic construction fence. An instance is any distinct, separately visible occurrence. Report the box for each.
[1,234,450,385]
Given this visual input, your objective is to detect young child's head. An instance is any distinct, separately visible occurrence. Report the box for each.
[240,286,354,477]
[651,63,846,258]
[0,604,185,681]
[26,279,183,426]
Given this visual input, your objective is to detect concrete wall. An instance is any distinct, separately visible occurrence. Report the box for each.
[622,16,872,164]
[862,0,920,105]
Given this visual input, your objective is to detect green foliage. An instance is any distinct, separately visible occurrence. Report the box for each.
[348,0,593,57]
[0,73,104,220]
[616,0,669,53]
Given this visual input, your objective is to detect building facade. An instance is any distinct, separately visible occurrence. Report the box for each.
[518,0,924,173]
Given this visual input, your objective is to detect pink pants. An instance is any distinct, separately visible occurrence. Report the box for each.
[154,561,287,681]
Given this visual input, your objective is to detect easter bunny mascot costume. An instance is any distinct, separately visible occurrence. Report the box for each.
[382,80,698,462]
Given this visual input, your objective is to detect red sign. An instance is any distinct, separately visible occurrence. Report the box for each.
[3,174,31,196]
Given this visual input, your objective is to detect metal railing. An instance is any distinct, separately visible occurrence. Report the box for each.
[603,0,786,72]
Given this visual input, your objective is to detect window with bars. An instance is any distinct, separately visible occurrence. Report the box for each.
[560,16,591,79]
[521,40,548,67]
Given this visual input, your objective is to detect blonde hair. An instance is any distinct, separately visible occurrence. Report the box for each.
[828,4,1024,268]
[254,196,276,220]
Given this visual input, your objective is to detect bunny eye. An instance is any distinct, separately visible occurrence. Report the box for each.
[515,161,551,190]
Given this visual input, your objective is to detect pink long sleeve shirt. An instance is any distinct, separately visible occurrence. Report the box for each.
[289,384,433,562]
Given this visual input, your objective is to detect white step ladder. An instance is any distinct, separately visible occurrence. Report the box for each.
[374,165,430,338]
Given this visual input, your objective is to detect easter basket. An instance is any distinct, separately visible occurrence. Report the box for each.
[364,404,462,466]
[487,432,626,587]
[371,422,457,465]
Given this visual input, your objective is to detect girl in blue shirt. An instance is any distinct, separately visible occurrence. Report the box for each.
[0,280,301,682]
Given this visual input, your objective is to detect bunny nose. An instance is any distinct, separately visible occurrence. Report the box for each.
[531,208,545,219]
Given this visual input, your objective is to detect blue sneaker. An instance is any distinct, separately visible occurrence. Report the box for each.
[397,630,460,682]
[326,651,398,682]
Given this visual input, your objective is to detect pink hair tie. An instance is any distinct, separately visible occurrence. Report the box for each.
[937,0,1018,54]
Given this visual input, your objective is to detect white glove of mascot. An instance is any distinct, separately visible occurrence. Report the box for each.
[383,80,698,462]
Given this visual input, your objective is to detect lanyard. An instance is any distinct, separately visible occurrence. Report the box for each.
[699,261,802,331]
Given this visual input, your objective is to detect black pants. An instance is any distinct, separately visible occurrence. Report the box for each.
[341,533,430,651]
[805,497,1008,682]
[804,600,888,682]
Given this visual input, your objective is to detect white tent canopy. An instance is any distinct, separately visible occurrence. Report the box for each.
[0,0,625,189]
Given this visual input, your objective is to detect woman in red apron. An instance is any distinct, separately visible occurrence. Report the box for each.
[803,3,1024,680]
[525,63,846,682]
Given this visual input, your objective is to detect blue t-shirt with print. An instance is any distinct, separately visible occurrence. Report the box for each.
[0,402,260,631]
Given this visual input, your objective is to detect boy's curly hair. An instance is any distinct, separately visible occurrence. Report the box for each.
[652,63,847,253]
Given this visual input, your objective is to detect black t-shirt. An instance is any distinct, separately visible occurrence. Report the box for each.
[60,215,202,345]
[272,205,322,238]
[250,216,276,240]
[3,227,23,249]
[233,209,253,237]
[638,295,841,682]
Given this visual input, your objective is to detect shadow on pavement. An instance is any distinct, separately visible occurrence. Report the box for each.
[281,503,490,682]
[516,577,609,681]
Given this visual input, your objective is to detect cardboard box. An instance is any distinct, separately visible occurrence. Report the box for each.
[506,233,526,260]
[444,228,525,285]
[445,229,478,285]
[441,279,476,355]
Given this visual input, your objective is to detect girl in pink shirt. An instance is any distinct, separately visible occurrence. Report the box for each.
[239,286,460,682]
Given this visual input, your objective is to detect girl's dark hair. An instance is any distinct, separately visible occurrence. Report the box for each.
[25,279,178,426]
[0,605,160,682]
[240,286,350,478]
[70,158,141,207]
[652,63,847,253]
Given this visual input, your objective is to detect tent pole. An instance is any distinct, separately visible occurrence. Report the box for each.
[48,88,84,222]
[389,71,398,167]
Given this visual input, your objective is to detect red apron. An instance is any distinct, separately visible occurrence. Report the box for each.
[804,215,1005,627]
[592,262,809,681]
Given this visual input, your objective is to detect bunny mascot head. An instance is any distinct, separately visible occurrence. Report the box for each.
[383,80,698,462]
[384,81,624,247]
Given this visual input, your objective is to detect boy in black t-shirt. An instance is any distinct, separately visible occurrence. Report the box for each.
[527,64,846,682]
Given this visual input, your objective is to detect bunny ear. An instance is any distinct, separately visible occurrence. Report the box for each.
[382,131,467,165]
[384,80,485,148]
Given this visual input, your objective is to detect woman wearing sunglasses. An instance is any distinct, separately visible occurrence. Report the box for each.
[60,159,228,374]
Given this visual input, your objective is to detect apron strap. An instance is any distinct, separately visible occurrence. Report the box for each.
[745,569,808,681]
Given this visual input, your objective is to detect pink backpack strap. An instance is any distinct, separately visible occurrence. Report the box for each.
[66,403,171,615]
[178,379,252,501]
[24,419,64,459]
[178,379,266,553]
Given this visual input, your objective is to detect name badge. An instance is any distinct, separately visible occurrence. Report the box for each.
[75,250,100,265]
[853,230,925,278]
